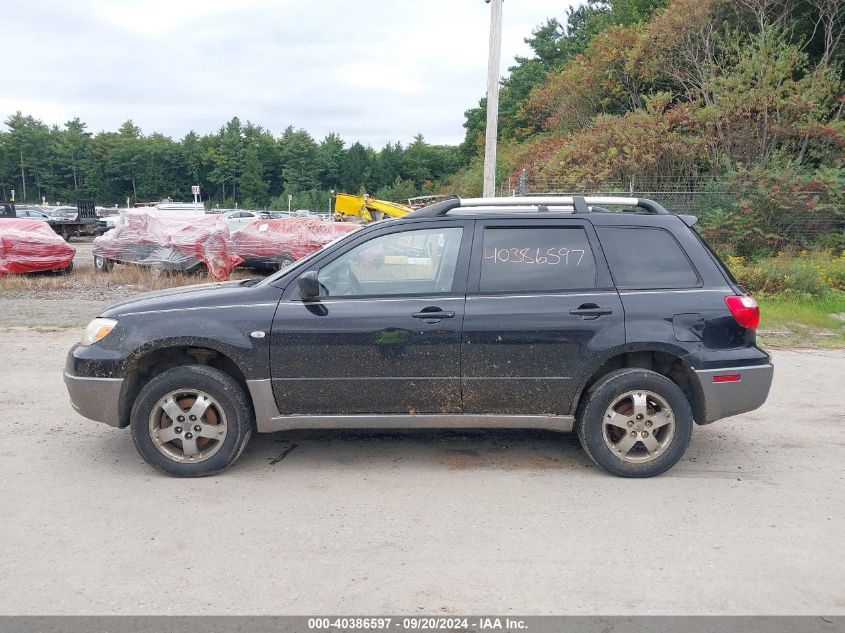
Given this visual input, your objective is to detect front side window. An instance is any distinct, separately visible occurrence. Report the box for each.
[318,227,463,297]
[598,227,699,289]
[479,227,597,293]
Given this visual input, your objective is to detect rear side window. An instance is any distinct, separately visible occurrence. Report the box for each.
[480,227,596,292]
[598,227,699,289]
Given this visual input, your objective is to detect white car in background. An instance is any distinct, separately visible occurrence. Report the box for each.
[224,210,270,232]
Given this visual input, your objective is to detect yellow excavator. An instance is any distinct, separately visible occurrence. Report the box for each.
[333,193,412,223]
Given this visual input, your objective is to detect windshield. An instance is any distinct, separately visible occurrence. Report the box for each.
[256,229,360,287]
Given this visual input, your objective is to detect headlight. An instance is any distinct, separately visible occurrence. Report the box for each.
[81,318,118,346]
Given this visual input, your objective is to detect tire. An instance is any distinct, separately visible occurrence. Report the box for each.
[576,368,693,478]
[58,261,73,275]
[130,365,254,477]
[94,255,113,273]
[276,254,295,270]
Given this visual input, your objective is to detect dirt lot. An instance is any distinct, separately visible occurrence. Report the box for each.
[0,292,843,615]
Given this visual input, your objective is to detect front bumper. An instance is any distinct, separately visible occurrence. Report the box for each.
[63,372,124,427]
[695,363,774,423]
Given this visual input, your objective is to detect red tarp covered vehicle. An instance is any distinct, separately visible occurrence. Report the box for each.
[92,209,242,281]
[0,218,76,276]
[232,217,359,270]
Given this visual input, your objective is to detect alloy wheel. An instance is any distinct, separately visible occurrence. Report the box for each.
[148,389,228,463]
[601,390,676,463]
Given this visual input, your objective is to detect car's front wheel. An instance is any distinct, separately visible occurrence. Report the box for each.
[130,365,253,477]
[94,255,114,273]
[576,368,693,478]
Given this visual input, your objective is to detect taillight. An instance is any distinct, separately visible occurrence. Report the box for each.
[725,295,760,330]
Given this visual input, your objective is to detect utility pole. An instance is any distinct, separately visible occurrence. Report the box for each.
[483,0,503,198]
[20,152,27,202]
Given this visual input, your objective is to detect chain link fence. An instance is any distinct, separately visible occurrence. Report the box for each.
[498,177,844,255]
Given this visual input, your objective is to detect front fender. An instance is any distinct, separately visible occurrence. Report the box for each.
[117,304,277,380]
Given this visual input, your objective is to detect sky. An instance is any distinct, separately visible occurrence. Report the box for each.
[0,0,576,147]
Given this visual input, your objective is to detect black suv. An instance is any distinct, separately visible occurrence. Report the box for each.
[64,196,773,478]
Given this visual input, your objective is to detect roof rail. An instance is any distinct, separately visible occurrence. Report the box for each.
[405,196,669,218]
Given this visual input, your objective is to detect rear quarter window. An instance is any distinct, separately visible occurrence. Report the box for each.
[598,226,700,289]
[693,229,740,286]
[480,227,597,292]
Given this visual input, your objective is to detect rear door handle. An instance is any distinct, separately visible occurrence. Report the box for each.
[570,305,612,318]
[412,307,455,320]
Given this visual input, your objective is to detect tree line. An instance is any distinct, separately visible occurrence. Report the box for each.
[0,115,461,210]
[452,0,844,255]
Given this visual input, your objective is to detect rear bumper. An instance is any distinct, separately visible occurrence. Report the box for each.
[695,363,773,423]
[63,372,124,427]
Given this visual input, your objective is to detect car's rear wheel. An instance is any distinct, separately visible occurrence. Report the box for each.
[576,368,693,478]
[130,365,253,477]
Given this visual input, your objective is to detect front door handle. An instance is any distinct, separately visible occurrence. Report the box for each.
[412,307,455,321]
[570,304,612,319]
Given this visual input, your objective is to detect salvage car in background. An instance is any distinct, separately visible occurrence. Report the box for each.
[92,209,241,280]
[231,217,359,270]
[0,218,76,275]
[98,202,203,236]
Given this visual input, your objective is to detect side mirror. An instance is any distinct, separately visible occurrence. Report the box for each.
[298,270,320,301]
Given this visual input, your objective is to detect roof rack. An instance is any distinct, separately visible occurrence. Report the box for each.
[405,196,669,218]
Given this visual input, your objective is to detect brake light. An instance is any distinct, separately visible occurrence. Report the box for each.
[725,295,760,330]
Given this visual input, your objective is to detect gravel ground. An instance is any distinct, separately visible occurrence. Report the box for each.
[0,325,843,615]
